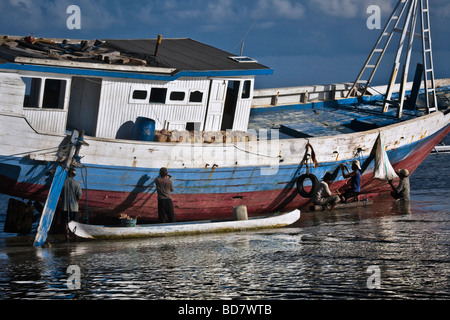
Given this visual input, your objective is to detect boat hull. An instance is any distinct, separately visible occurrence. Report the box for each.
[0,108,449,224]
[68,209,300,239]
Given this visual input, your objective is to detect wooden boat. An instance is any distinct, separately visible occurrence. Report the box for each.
[0,1,449,246]
[68,209,300,239]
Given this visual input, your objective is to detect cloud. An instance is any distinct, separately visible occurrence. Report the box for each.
[433,1,450,18]
[3,0,46,31]
[207,0,236,22]
[262,0,305,20]
[308,0,393,19]
[0,0,308,38]
[135,0,305,29]
[76,0,124,30]
[0,0,124,36]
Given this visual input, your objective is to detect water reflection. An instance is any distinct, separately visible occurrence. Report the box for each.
[0,197,449,299]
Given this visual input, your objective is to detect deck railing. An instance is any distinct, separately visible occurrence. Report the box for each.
[251,79,449,108]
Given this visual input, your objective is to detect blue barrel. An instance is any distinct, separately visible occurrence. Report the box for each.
[131,117,156,141]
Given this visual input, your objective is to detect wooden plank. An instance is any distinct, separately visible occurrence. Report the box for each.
[33,130,82,246]
[33,165,67,246]
[311,199,373,211]
[13,56,175,74]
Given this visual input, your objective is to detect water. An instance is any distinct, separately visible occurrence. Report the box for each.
[0,142,449,301]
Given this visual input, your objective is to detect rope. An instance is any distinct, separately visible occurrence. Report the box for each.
[306,142,319,168]
[1,144,72,158]
[230,1,268,54]
[301,142,318,174]
[233,143,279,159]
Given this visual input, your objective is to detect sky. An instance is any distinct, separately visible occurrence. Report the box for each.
[1,0,449,89]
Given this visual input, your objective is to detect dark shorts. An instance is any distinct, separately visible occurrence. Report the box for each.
[341,189,360,201]
[158,198,175,223]
[62,211,79,223]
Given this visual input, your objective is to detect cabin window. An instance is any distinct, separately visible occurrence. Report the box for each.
[42,79,66,109]
[132,90,148,100]
[241,80,252,99]
[129,88,149,103]
[149,88,167,103]
[169,91,186,101]
[22,77,42,108]
[22,77,66,109]
[189,90,204,103]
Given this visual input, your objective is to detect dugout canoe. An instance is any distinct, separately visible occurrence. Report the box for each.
[68,209,300,239]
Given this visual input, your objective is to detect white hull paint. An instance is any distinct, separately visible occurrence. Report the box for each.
[2,108,448,172]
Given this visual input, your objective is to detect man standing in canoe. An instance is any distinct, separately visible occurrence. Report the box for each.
[61,167,82,240]
[155,167,175,223]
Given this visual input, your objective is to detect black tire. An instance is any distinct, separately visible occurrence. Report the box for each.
[296,173,319,198]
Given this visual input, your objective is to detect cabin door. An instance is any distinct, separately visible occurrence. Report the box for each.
[67,77,101,136]
[204,79,227,131]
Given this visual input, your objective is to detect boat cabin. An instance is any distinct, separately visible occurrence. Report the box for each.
[0,36,272,140]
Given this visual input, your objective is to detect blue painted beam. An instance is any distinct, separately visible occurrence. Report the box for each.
[0,63,273,81]
[33,165,67,247]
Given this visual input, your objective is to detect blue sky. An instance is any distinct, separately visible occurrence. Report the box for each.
[1,0,449,89]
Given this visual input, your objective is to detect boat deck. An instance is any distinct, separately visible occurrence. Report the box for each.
[248,88,450,139]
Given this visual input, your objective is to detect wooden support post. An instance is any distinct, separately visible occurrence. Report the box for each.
[33,130,84,247]
[33,165,68,246]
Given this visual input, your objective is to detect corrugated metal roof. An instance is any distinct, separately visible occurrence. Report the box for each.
[0,36,272,77]
[103,38,269,72]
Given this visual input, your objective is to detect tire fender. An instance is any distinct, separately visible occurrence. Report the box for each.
[296,173,319,198]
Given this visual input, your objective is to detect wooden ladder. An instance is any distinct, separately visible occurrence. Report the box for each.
[419,0,438,113]
[346,0,409,99]
[346,0,438,117]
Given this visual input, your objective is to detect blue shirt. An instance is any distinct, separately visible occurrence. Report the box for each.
[350,170,361,193]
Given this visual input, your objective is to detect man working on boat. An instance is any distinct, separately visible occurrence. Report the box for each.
[388,168,410,202]
[312,172,341,210]
[340,160,362,203]
[61,167,82,240]
[155,167,175,223]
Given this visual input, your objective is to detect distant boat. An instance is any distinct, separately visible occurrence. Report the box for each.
[431,145,450,154]
[0,0,449,230]
[68,209,300,240]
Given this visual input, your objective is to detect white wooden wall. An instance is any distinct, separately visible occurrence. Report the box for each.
[95,77,211,139]
[14,71,71,134]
